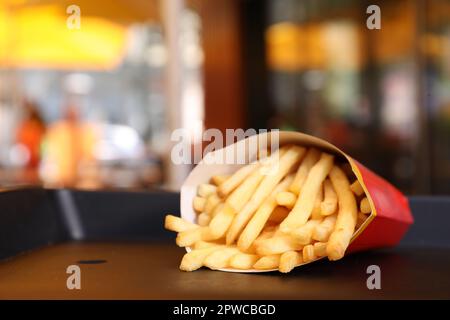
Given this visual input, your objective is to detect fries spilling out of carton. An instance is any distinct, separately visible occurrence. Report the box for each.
[164,131,413,273]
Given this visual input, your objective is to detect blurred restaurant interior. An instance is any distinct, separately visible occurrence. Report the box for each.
[0,0,449,195]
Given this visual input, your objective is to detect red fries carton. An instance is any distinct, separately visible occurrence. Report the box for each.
[180,131,414,272]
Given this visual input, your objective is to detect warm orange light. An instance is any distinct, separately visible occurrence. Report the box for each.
[0,4,128,70]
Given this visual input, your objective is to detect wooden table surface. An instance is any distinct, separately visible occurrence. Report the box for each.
[1,242,449,299]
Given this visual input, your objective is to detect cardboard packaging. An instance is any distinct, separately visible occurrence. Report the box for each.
[180,131,414,272]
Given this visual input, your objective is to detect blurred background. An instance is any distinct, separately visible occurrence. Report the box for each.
[0,0,449,195]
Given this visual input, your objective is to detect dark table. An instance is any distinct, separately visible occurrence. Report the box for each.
[0,189,449,299]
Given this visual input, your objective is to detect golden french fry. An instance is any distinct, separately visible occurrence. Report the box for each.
[321,178,337,216]
[280,153,334,232]
[197,212,211,226]
[312,214,337,242]
[289,148,321,195]
[176,227,214,247]
[257,147,288,175]
[253,228,276,245]
[204,193,222,215]
[237,175,294,251]
[360,197,371,214]
[279,251,302,273]
[226,168,265,212]
[290,219,321,245]
[210,175,230,186]
[246,229,276,254]
[256,235,303,255]
[164,215,198,232]
[350,180,364,196]
[326,165,358,261]
[254,255,281,270]
[208,203,236,239]
[218,162,260,197]
[193,196,206,213]
[198,184,217,198]
[268,206,289,224]
[229,253,260,269]
[203,247,240,270]
[313,242,327,257]
[302,244,316,263]
[211,203,224,218]
[311,183,324,220]
[180,246,224,271]
[276,191,297,209]
[226,146,304,244]
[193,240,222,250]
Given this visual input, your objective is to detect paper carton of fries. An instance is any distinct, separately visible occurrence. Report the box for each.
[165,131,414,273]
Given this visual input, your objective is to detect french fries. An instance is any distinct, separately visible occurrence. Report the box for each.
[302,244,316,263]
[360,197,371,214]
[208,203,237,239]
[218,162,260,197]
[256,235,304,255]
[237,175,294,251]
[165,215,198,232]
[350,180,364,196]
[198,184,217,198]
[326,166,358,260]
[312,214,337,242]
[203,247,240,270]
[280,153,334,232]
[226,146,304,244]
[176,227,213,247]
[313,242,327,257]
[289,148,320,195]
[180,246,224,271]
[204,193,221,215]
[279,251,302,273]
[197,212,211,226]
[193,196,206,213]
[165,144,372,273]
[290,219,321,245]
[229,253,260,269]
[311,183,324,220]
[321,179,337,216]
[210,175,230,186]
[254,255,280,270]
[276,191,297,209]
[268,206,290,223]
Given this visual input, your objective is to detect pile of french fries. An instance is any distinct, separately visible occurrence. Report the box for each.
[165,145,372,273]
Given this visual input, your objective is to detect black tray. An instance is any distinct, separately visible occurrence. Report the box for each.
[0,188,449,299]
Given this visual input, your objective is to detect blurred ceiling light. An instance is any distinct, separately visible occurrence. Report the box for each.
[371,1,415,64]
[0,0,158,70]
[266,22,306,71]
[322,21,361,71]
